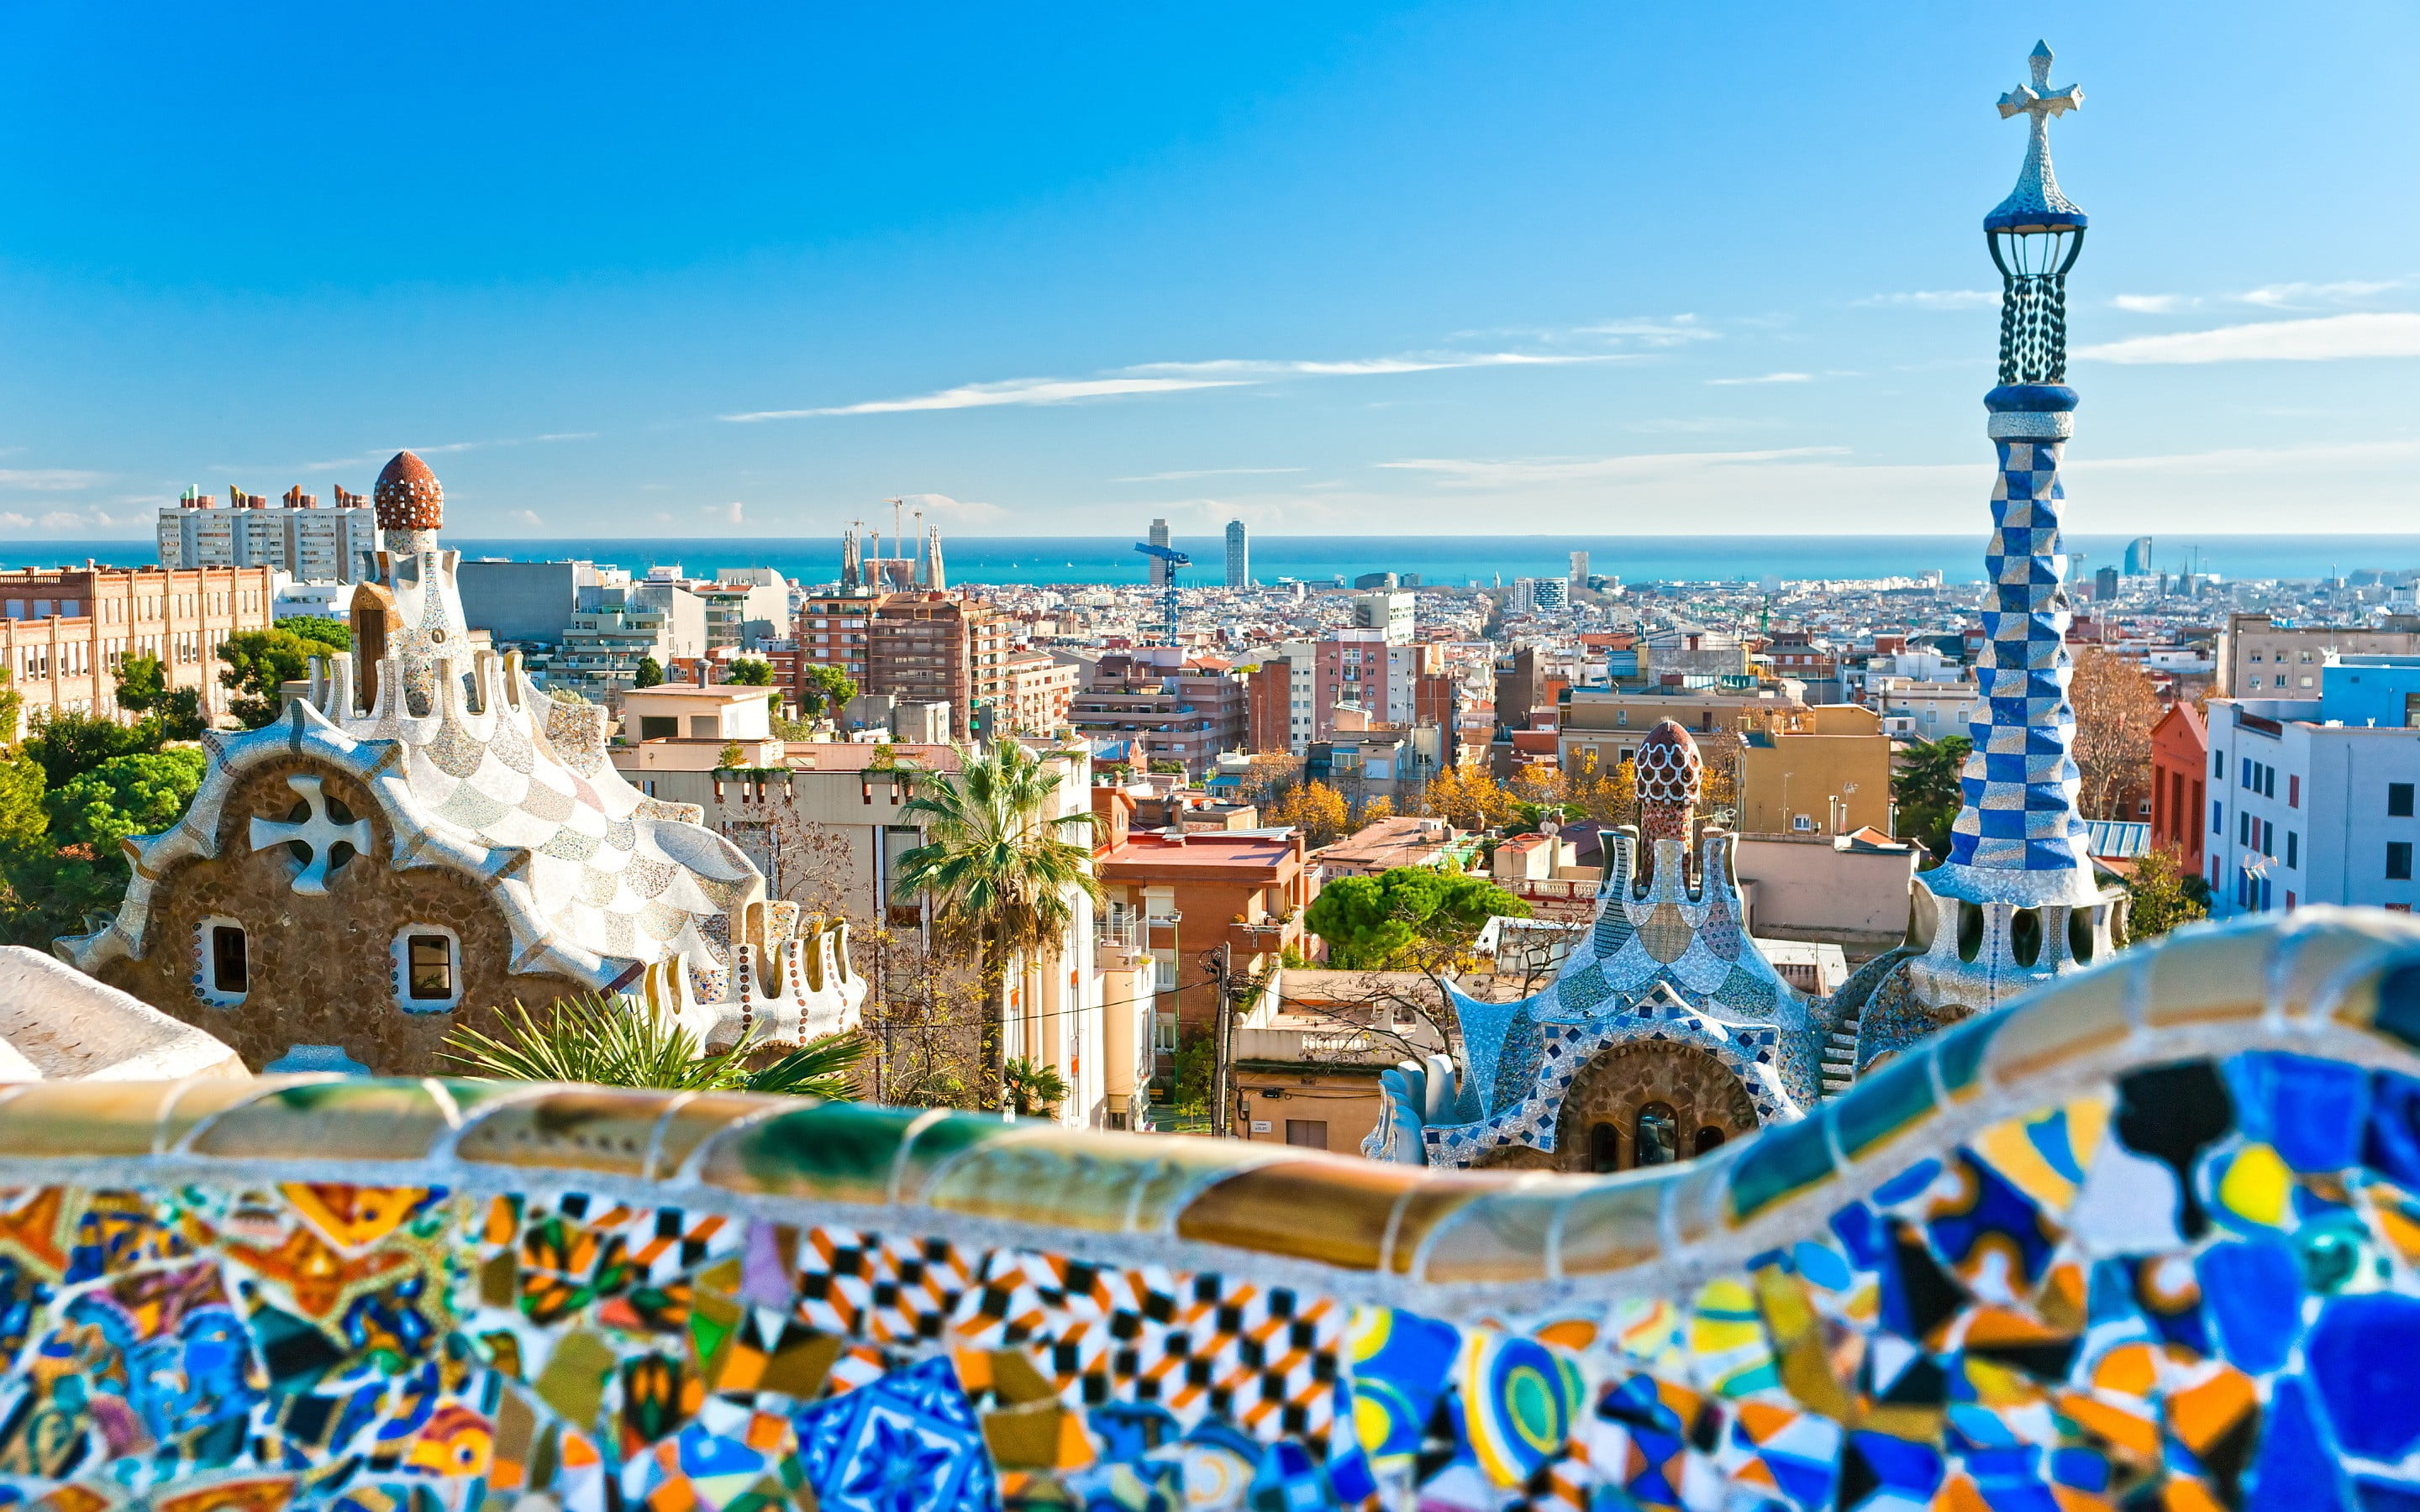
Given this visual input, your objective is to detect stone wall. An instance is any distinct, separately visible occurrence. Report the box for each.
[1551,1037,1762,1171]
[93,753,592,1074]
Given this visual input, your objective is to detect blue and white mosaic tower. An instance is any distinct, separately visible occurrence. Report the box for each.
[1862,44,2127,1032]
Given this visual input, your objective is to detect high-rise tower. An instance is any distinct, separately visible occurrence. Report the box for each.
[1148,519,1173,587]
[1224,521,1249,588]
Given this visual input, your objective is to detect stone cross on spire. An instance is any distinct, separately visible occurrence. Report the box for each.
[1988,41,2086,232]
[1998,40,2081,132]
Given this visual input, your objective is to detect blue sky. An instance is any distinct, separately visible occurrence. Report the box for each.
[2,3,2415,541]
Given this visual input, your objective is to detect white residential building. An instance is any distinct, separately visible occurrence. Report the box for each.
[2205,655,2420,919]
[159,486,381,582]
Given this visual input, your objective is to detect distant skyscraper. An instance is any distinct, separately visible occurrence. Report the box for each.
[1570,550,1590,587]
[1149,519,1172,587]
[1225,521,1249,588]
[2094,565,2119,601]
[2124,535,2154,575]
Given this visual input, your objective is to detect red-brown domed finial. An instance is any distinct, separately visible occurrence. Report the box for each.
[1634,719,1704,876]
[373,451,444,533]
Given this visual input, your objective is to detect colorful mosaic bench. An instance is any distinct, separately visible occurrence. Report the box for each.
[1,909,2418,1510]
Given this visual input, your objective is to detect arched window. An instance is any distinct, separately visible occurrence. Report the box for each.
[1589,1121,1620,1173]
[1693,1126,1727,1157]
[1635,1103,1679,1167]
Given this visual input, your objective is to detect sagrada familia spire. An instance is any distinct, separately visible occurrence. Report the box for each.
[1836,43,2129,1054]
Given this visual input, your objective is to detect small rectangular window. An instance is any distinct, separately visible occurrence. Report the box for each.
[639,717,678,741]
[1284,1119,1330,1149]
[2391,842,2413,882]
[2392,784,2415,818]
[2212,800,2223,834]
[407,934,455,1000]
[2264,765,2276,799]
[210,925,248,995]
[2287,832,2299,869]
[2290,774,2301,809]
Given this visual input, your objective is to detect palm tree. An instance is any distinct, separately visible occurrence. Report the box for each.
[892,740,1102,1105]
[442,993,869,1097]
[1002,1057,1071,1118]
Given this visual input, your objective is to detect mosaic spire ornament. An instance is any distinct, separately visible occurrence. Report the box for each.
[1926,44,2100,909]
[1936,42,2099,912]
[1827,42,2126,1042]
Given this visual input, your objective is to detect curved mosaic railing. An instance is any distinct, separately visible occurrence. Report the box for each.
[3,908,2417,1509]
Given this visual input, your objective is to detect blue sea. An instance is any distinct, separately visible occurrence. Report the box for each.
[8,534,2418,586]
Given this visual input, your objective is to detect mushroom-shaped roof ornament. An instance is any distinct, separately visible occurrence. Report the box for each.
[373,451,445,534]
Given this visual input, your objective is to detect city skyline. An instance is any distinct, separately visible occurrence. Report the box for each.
[2,4,2417,542]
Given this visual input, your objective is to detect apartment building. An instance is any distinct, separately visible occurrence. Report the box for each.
[865,593,1010,739]
[0,565,276,738]
[696,569,788,654]
[158,486,380,582]
[2205,655,2420,918]
[1069,649,1247,773]
[1001,649,1078,736]
[1555,686,1807,769]
[623,739,1154,1127]
[1733,704,1893,837]
[2218,612,2420,698]
[1249,630,1441,754]
[1092,805,1312,1057]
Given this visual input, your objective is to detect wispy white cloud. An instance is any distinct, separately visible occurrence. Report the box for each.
[1706,371,1812,386]
[0,468,104,491]
[2111,293,2191,314]
[1854,291,1997,310]
[893,491,1011,526]
[234,432,601,475]
[2076,312,2420,364]
[721,501,744,526]
[1113,466,1307,482]
[1128,352,1613,379]
[2067,438,2420,474]
[726,375,1245,421]
[727,345,1624,422]
[1448,315,1717,347]
[1378,446,1851,487]
[2236,279,2402,309]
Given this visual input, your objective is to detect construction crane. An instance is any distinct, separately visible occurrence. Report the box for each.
[1133,541,1190,644]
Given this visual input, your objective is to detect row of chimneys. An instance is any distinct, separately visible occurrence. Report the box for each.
[175,485,371,511]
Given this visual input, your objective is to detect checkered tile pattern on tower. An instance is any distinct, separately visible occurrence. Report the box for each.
[1945,433,2093,877]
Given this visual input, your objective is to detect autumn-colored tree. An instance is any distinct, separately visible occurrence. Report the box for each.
[2124,844,2210,942]
[1507,764,1565,808]
[1565,750,1638,827]
[1268,781,1351,845]
[1355,793,1396,826]
[1236,753,1302,806]
[2070,647,2161,820]
[1420,764,1518,832]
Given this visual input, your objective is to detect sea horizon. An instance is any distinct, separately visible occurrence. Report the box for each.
[8,533,2420,589]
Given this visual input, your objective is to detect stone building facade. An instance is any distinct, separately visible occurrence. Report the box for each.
[58,452,863,1075]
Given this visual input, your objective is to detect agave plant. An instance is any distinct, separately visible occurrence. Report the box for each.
[441,993,868,1098]
[1001,1057,1071,1119]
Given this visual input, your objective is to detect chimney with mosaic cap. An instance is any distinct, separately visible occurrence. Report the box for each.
[372,449,445,559]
